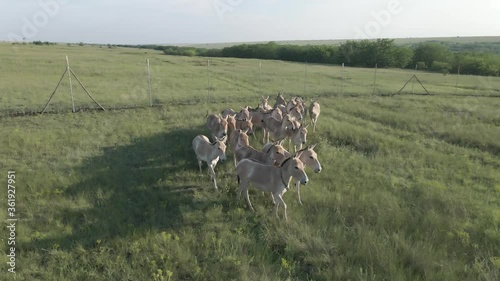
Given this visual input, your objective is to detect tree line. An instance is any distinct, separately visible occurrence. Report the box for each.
[119,39,500,77]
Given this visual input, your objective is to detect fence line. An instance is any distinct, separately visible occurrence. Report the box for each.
[5,55,500,116]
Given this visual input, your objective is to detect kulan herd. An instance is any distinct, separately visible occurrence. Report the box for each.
[192,94,321,221]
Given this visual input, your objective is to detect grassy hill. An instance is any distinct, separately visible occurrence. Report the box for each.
[180,36,500,49]
[1,43,500,280]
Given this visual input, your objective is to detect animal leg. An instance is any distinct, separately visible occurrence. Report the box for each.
[296,181,303,205]
[244,187,255,212]
[209,165,217,190]
[269,193,276,205]
[198,159,203,173]
[237,178,244,202]
[212,176,218,190]
[273,193,280,219]
[276,194,287,221]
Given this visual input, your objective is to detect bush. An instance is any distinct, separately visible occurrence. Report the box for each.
[430,61,452,73]
[415,61,427,70]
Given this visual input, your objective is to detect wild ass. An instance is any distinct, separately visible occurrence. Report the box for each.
[291,144,322,205]
[260,96,273,111]
[287,124,309,152]
[236,156,309,221]
[236,119,254,139]
[226,115,237,133]
[221,108,237,118]
[234,142,287,167]
[221,107,250,121]
[192,135,227,190]
[237,106,251,121]
[249,106,281,143]
[308,101,321,132]
[273,93,287,109]
[229,129,250,151]
[229,129,250,166]
[206,114,228,141]
[262,113,295,143]
[288,106,303,121]
[261,144,322,205]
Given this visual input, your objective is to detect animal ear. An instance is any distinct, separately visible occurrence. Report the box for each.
[266,96,269,100]
[309,143,317,150]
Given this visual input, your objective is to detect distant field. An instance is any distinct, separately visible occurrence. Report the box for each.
[1,43,500,281]
[1,42,499,114]
[180,36,500,49]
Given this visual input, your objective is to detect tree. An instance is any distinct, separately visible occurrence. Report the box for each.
[413,43,452,69]
[392,47,413,68]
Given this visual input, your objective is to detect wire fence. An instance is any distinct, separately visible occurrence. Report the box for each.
[2,54,499,118]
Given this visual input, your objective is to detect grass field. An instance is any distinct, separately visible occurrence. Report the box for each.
[1,43,500,280]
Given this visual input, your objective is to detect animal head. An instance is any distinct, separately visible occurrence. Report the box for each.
[227,115,237,131]
[289,106,303,121]
[237,129,250,147]
[299,144,321,173]
[283,113,297,130]
[286,157,308,185]
[275,93,287,107]
[271,143,288,166]
[286,98,298,112]
[216,115,228,138]
[214,136,227,162]
[237,119,254,135]
[237,106,251,121]
[261,95,270,106]
[299,124,308,145]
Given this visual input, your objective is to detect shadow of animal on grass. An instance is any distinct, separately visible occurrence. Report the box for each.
[23,127,224,251]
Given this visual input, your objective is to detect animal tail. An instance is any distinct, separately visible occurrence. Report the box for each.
[237,175,240,185]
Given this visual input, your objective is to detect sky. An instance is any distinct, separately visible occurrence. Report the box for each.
[1,0,499,44]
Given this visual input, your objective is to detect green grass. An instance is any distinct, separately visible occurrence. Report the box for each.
[1,43,500,281]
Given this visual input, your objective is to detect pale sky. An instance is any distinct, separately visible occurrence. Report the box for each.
[1,0,499,44]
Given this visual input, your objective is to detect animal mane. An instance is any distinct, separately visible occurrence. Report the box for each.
[265,143,275,154]
[295,146,308,155]
[280,156,292,167]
